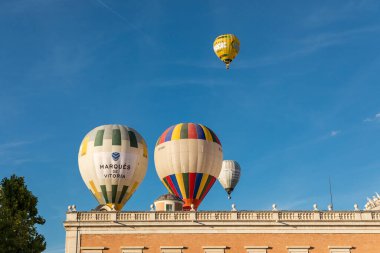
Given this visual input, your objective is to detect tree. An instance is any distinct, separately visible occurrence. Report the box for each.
[0,174,46,253]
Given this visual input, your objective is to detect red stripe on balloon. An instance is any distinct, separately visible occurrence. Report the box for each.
[165,176,180,197]
[188,172,196,199]
[188,123,197,139]
[159,128,170,145]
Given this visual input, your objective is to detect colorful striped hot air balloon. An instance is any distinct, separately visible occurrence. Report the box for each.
[78,125,148,211]
[218,160,241,199]
[154,123,223,211]
[213,34,240,69]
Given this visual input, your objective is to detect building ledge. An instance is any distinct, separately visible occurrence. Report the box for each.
[65,210,380,223]
[160,246,185,249]
[328,246,353,249]
[81,247,106,250]
[121,246,146,249]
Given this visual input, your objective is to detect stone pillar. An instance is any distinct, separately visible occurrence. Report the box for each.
[65,212,80,253]
[65,229,79,253]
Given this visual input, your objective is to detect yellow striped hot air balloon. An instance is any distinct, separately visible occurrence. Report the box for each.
[78,125,148,211]
[213,34,240,69]
[154,123,223,211]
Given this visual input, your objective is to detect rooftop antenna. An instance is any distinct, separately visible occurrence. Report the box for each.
[329,176,334,211]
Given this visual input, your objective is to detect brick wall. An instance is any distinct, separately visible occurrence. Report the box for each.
[81,233,379,253]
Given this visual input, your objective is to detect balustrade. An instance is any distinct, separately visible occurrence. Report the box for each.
[69,211,380,222]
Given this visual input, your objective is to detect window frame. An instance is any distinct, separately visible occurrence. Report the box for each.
[81,246,106,253]
[328,246,352,253]
[202,246,227,253]
[165,204,173,211]
[286,246,311,253]
[120,246,145,253]
[160,246,185,253]
[245,246,269,253]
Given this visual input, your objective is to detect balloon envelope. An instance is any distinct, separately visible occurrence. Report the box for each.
[154,123,223,210]
[218,160,241,199]
[78,124,148,211]
[213,34,240,69]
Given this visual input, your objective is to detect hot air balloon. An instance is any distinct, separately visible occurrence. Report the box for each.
[154,123,223,211]
[218,160,241,199]
[78,124,148,211]
[213,34,240,69]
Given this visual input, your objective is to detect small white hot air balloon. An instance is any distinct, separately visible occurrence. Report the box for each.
[78,124,148,211]
[218,160,241,199]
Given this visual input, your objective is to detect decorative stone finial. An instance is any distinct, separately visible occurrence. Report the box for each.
[327,204,333,211]
[272,204,277,211]
[150,204,154,211]
[354,203,359,211]
[190,204,195,211]
[68,205,76,212]
[313,203,318,211]
[231,203,237,211]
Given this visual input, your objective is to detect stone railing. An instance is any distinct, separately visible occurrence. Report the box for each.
[65,211,380,223]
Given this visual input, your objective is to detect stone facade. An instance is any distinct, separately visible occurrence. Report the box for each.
[64,210,380,253]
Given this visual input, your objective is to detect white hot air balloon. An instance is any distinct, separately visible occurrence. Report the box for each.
[218,160,241,199]
[78,124,148,211]
[154,123,223,211]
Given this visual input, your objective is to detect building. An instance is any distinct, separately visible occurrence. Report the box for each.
[153,194,184,212]
[64,204,380,253]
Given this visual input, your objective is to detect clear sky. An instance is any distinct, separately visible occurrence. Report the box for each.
[1,0,380,252]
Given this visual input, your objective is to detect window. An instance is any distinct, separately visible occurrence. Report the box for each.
[245,246,269,253]
[165,204,173,211]
[81,247,106,253]
[160,246,184,253]
[329,246,352,253]
[121,246,145,253]
[202,246,227,253]
[287,246,311,253]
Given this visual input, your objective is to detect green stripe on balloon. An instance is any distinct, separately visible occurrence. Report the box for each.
[180,123,188,139]
[162,177,173,194]
[207,127,219,144]
[94,130,105,146]
[198,175,212,200]
[117,185,128,204]
[112,129,121,145]
[128,131,138,148]
[100,185,109,203]
[111,185,118,203]
[183,173,189,199]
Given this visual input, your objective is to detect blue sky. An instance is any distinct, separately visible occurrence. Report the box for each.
[1,0,380,252]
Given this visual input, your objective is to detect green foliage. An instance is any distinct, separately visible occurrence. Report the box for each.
[0,174,46,253]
